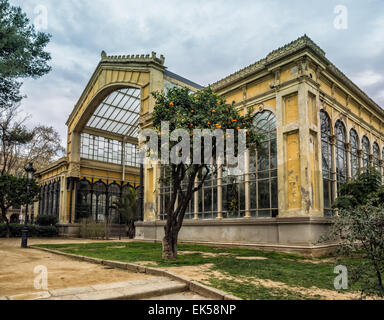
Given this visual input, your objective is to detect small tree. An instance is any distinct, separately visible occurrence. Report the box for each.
[151,87,263,259]
[320,167,384,298]
[0,174,40,237]
[112,188,139,239]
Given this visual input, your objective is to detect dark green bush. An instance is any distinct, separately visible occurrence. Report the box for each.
[35,215,58,226]
[0,223,58,238]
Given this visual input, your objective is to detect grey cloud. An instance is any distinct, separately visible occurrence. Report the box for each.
[9,0,384,144]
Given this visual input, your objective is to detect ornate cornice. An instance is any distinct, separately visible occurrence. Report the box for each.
[100,50,165,66]
[210,35,384,119]
[210,35,325,91]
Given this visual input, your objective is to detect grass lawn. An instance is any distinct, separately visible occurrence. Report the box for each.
[35,241,358,300]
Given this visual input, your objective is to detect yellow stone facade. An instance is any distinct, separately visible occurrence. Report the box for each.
[36,36,384,250]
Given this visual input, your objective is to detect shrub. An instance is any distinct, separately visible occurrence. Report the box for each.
[0,223,58,238]
[79,218,106,239]
[35,215,58,226]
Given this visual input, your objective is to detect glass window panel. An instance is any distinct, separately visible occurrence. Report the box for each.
[258,180,270,209]
[321,110,334,215]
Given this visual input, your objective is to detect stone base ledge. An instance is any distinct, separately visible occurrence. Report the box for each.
[136,216,334,227]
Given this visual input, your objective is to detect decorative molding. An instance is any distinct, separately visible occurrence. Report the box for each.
[100,50,165,66]
[210,35,325,90]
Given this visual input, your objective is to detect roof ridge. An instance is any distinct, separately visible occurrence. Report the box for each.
[210,34,325,89]
[100,51,165,65]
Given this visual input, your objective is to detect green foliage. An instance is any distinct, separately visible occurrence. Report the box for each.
[322,168,384,298]
[0,223,58,237]
[320,201,384,297]
[0,0,51,79]
[334,167,383,209]
[35,215,57,226]
[0,76,23,109]
[0,174,40,213]
[78,218,106,240]
[0,0,51,122]
[152,87,263,154]
[112,188,139,224]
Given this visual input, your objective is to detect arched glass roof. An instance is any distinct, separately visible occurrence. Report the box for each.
[86,87,140,138]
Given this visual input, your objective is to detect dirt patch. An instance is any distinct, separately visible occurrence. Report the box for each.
[299,258,336,264]
[235,257,268,261]
[179,251,232,258]
[107,246,126,249]
[0,238,150,297]
[161,264,216,282]
[135,261,159,266]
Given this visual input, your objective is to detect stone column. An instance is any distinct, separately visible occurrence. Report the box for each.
[217,166,223,219]
[345,143,352,180]
[278,80,322,217]
[194,177,199,220]
[244,149,251,218]
[330,135,337,199]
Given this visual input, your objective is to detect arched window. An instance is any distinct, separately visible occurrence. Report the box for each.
[349,129,359,178]
[362,136,370,169]
[93,181,107,222]
[76,179,92,221]
[320,110,334,216]
[222,167,244,218]
[159,166,172,221]
[198,166,218,219]
[382,147,384,180]
[335,120,347,190]
[373,142,380,171]
[108,183,121,223]
[53,181,60,219]
[249,110,278,217]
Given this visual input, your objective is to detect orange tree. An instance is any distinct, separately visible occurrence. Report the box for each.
[151,87,263,259]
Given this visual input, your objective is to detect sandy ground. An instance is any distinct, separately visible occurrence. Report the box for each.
[0,238,150,297]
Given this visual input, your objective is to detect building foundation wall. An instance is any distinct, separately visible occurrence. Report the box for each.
[135,217,333,248]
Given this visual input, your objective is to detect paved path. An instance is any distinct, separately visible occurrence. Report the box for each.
[4,277,203,300]
[0,238,209,300]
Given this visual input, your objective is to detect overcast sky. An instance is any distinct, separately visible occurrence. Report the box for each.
[11,0,384,146]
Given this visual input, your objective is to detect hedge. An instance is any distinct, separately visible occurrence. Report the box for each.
[35,215,58,226]
[0,223,58,238]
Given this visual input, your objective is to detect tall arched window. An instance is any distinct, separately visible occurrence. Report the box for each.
[382,147,384,180]
[373,142,380,171]
[76,179,92,221]
[320,110,334,216]
[350,129,359,178]
[108,183,121,223]
[362,136,370,169]
[249,110,278,217]
[93,181,107,222]
[335,120,347,190]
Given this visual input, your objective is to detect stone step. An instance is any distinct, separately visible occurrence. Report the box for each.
[7,277,189,301]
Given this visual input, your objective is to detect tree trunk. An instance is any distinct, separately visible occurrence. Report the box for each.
[162,224,178,260]
[127,220,136,239]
